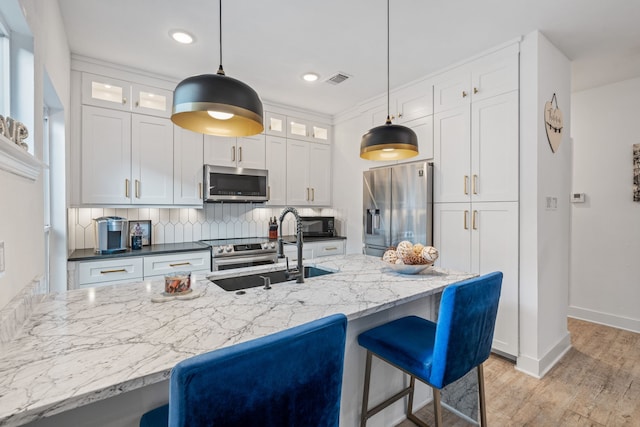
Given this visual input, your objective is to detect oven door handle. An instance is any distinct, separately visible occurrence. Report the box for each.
[212,253,277,268]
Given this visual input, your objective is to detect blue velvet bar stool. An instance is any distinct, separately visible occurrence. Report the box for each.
[140,313,348,427]
[357,272,503,427]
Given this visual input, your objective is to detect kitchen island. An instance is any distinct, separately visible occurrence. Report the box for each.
[0,254,476,427]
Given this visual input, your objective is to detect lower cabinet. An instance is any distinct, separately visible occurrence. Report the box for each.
[68,250,211,289]
[283,240,346,263]
[434,202,518,356]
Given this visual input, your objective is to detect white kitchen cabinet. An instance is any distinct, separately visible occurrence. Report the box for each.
[369,79,433,126]
[143,251,210,278]
[282,239,345,263]
[286,140,331,206]
[287,116,331,144]
[173,126,204,205]
[80,106,174,205]
[82,73,172,118]
[74,257,144,289]
[405,115,434,161]
[433,46,518,114]
[265,111,286,137]
[204,134,266,169]
[81,106,132,204]
[131,114,174,205]
[434,91,518,203]
[131,83,173,118]
[434,201,518,356]
[265,135,287,206]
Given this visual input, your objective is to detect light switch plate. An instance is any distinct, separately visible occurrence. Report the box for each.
[0,241,5,273]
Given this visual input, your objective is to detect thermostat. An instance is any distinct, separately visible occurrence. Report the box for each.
[571,193,585,203]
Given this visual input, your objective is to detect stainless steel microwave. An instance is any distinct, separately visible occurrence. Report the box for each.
[204,165,269,203]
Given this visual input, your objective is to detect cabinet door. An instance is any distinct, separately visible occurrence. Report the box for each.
[309,122,331,144]
[433,105,471,203]
[143,251,211,278]
[132,83,173,118]
[471,201,518,356]
[287,117,310,141]
[265,111,286,136]
[308,143,331,205]
[174,126,204,205]
[433,67,470,114]
[433,203,472,272]
[237,134,266,169]
[286,140,311,206]
[131,114,174,204]
[395,79,433,123]
[471,91,519,202]
[312,240,345,258]
[77,257,143,287]
[81,106,131,204]
[405,115,433,161]
[81,73,131,111]
[265,136,287,206]
[470,48,519,102]
[203,135,237,167]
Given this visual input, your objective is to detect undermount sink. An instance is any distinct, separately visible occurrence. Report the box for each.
[210,266,334,292]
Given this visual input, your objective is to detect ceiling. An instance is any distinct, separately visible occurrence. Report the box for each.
[57,0,640,116]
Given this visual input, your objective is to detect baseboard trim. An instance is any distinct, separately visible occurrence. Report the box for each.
[568,306,640,334]
[516,332,571,378]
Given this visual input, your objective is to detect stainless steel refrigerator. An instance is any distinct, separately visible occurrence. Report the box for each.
[363,161,433,256]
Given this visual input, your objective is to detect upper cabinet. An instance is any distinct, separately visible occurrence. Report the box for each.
[433,46,518,114]
[82,73,173,118]
[265,112,286,137]
[287,116,331,144]
[203,134,266,170]
[174,127,204,206]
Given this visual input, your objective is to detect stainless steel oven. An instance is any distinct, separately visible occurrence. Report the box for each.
[201,237,278,271]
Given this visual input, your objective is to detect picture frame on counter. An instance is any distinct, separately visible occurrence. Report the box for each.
[128,220,152,246]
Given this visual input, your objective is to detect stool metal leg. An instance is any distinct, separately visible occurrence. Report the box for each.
[432,388,443,427]
[477,363,487,427]
[360,351,373,427]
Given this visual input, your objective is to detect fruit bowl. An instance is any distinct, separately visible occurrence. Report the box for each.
[381,262,433,275]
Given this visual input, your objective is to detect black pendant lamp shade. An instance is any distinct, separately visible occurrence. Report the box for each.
[360,117,418,161]
[171,0,264,137]
[360,0,419,161]
[171,71,264,137]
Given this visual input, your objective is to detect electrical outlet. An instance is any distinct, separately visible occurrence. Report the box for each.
[545,197,558,210]
[0,241,5,273]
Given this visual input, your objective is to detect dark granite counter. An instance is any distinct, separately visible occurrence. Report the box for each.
[68,242,211,262]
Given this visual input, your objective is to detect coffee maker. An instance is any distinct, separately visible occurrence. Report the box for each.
[93,216,128,254]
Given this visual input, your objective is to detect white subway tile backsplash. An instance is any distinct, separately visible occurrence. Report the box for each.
[68,206,338,249]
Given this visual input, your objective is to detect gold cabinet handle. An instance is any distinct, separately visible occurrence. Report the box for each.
[135,180,140,198]
[473,174,478,195]
[462,91,468,98]
[169,262,191,267]
[473,87,479,94]
[122,97,127,105]
[267,186,271,199]
[464,210,469,230]
[231,146,236,162]
[239,146,242,162]
[125,179,130,198]
[464,175,469,195]
[472,210,478,230]
[100,268,126,274]
[306,187,310,201]
[324,246,338,251]
[135,100,139,107]
[199,182,203,199]
[311,188,315,202]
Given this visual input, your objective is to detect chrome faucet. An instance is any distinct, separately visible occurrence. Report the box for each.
[277,207,304,283]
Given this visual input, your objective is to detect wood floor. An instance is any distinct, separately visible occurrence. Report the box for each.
[396,318,640,426]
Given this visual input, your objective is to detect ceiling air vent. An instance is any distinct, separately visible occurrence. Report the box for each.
[325,72,350,85]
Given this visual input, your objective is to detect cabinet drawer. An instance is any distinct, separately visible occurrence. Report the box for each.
[78,257,143,285]
[314,241,345,258]
[143,251,211,278]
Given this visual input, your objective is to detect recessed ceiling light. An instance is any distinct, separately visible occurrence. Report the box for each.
[302,73,319,82]
[170,30,195,45]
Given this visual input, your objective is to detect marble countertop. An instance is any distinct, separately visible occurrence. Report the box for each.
[0,254,474,426]
[68,242,211,262]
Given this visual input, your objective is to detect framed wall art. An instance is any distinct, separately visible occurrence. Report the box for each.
[634,144,640,202]
[128,220,152,246]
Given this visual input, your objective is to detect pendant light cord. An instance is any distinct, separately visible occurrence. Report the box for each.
[217,0,225,75]
[385,0,391,125]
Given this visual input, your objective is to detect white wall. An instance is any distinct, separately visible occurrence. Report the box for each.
[517,30,572,378]
[569,77,640,332]
[0,0,70,309]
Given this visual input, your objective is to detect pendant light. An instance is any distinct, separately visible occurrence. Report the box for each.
[360,0,418,161]
[171,0,264,137]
